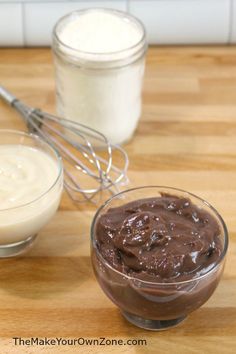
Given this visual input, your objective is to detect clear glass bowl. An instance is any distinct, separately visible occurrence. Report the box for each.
[0,130,63,257]
[91,186,228,330]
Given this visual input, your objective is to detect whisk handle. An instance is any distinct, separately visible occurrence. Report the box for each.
[0,86,18,106]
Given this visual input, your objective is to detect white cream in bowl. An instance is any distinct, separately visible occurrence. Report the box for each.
[0,137,63,253]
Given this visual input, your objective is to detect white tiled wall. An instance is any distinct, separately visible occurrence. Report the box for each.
[0,3,23,46]
[129,0,230,44]
[1,0,236,46]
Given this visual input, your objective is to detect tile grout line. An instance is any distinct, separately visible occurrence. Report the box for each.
[21,2,26,46]
[228,0,234,44]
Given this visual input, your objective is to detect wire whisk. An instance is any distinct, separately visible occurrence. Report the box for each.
[0,86,129,203]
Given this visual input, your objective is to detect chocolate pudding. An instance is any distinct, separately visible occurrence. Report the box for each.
[91,190,227,325]
[95,194,223,282]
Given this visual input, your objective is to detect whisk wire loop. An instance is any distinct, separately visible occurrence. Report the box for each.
[0,86,129,202]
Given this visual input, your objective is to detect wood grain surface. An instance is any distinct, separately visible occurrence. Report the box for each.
[0,47,235,353]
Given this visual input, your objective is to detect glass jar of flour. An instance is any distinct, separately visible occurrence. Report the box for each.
[52,8,147,145]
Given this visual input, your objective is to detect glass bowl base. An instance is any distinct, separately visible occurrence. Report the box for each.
[122,311,186,331]
[0,234,37,258]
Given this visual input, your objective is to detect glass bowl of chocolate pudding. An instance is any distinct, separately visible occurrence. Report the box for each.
[91,186,228,330]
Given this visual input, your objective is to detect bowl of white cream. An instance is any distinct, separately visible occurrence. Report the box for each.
[0,130,63,257]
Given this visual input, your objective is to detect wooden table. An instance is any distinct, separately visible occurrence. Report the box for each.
[0,47,235,353]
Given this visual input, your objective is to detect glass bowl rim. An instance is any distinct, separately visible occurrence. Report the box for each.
[0,129,63,212]
[53,8,147,59]
[91,185,228,286]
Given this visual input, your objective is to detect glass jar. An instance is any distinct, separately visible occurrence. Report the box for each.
[52,8,147,145]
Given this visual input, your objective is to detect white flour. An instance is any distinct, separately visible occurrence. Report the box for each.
[53,9,147,145]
